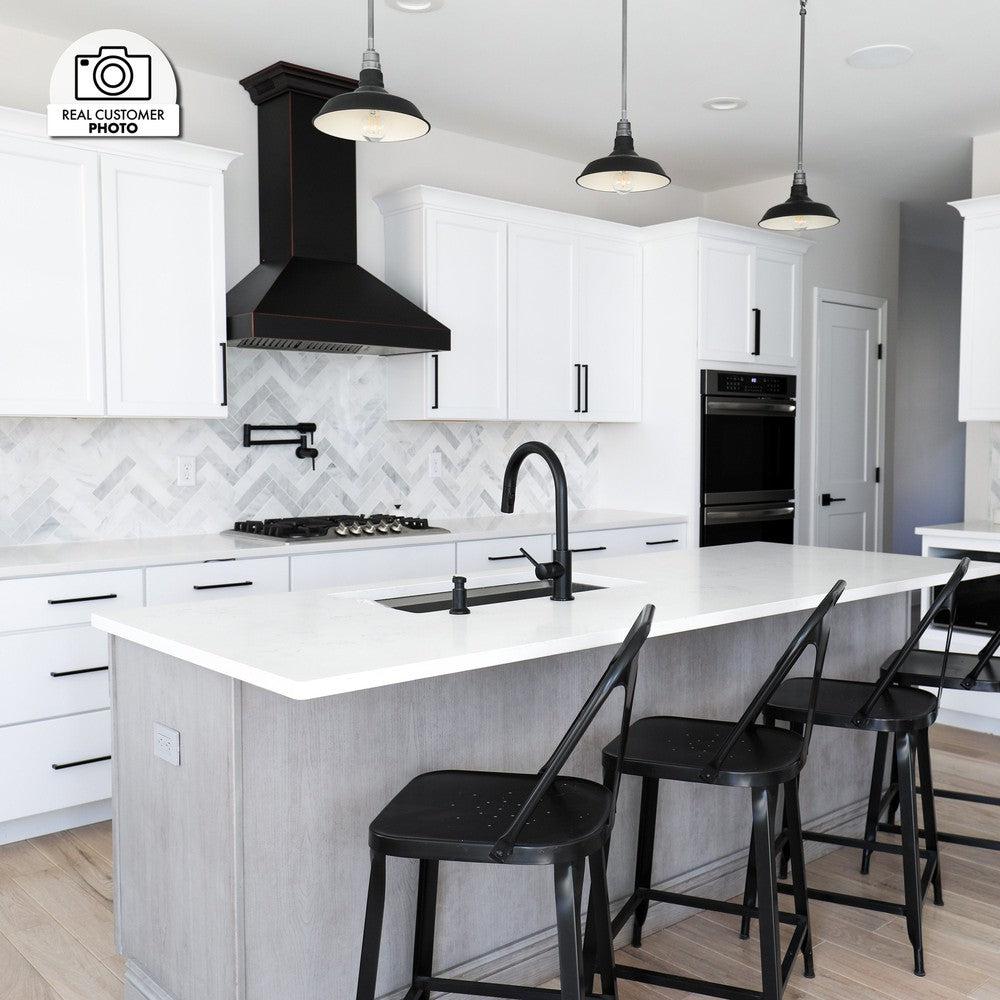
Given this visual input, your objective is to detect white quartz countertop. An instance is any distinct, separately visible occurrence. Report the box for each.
[916,521,1000,543]
[0,509,682,581]
[93,542,996,701]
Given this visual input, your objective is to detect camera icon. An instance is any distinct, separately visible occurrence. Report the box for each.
[75,46,152,101]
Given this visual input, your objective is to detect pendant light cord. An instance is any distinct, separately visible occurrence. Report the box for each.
[368,0,375,50]
[620,0,628,123]
[796,0,807,176]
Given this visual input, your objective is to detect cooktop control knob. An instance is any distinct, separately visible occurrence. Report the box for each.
[362,524,376,535]
[349,525,363,535]
[334,523,349,536]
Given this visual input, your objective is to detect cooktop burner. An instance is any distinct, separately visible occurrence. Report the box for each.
[229,514,448,542]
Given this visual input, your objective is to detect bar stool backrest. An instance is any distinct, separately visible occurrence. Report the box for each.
[698,579,847,784]
[488,604,655,863]
[961,602,1000,690]
[852,557,970,725]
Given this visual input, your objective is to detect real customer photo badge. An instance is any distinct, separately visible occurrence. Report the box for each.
[47,29,180,137]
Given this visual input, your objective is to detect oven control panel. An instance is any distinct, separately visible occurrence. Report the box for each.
[703,370,796,399]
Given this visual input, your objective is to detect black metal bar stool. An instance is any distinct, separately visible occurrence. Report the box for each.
[355,604,655,1000]
[864,595,1000,861]
[744,558,970,978]
[600,581,845,1000]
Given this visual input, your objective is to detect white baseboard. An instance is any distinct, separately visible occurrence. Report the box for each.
[0,799,111,845]
[937,708,1000,736]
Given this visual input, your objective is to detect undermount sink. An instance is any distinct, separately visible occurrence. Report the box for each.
[377,580,605,614]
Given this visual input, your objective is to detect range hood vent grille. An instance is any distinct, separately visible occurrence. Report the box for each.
[226,62,450,357]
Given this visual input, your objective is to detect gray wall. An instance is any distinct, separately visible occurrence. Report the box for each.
[891,203,965,553]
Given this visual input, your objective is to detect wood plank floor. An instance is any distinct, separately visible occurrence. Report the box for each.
[0,726,996,999]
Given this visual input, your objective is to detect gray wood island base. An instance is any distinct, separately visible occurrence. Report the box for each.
[111,594,908,1000]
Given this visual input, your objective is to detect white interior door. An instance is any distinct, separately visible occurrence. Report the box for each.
[815,298,882,550]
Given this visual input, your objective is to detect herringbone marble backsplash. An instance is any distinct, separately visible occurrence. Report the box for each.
[0,350,598,545]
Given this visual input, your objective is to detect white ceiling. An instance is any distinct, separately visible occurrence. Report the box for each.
[5,0,997,201]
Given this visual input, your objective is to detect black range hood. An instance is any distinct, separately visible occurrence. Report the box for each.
[227,63,450,356]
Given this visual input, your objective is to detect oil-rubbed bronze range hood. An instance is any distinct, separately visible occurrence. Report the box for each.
[227,63,450,356]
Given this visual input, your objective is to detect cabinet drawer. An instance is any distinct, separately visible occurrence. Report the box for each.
[0,710,112,823]
[455,535,550,576]
[292,543,455,591]
[0,626,110,726]
[567,523,688,563]
[145,557,289,606]
[0,569,143,634]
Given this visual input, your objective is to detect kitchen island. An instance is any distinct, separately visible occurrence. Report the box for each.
[93,542,992,1000]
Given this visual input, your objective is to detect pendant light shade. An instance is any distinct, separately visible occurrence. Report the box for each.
[577,0,669,193]
[759,0,838,231]
[313,0,430,142]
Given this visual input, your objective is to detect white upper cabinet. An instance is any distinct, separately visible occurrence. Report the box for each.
[577,238,642,421]
[0,108,237,419]
[696,228,806,370]
[378,187,642,423]
[102,156,228,417]
[952,195,1000,421]
[0,134,105,416]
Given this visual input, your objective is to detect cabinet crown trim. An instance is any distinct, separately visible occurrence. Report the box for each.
[641,217,813,254]
[950,194,1000,219]
[0,105,240,172]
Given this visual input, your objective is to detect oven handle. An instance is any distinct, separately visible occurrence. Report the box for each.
[703,505,796,526]
[704,399,796,416]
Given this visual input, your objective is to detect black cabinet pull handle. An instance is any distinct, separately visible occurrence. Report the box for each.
[752,308,762,356]
[431,354,439,410]
[52,755,111,771]
[48,593,117,606]
[192,581,253,591]
[487,553,530,562]
[571,545,607,554]
[582,364,590,413]
[574,364,581,414]
[50,665,109,678]
[220,342,228,406]
[645,539,680,546]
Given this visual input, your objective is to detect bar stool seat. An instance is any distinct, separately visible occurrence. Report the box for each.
[879,648,1000,692]
[767,676,938,732]
[602,716,805,787]
[370,769,612,864]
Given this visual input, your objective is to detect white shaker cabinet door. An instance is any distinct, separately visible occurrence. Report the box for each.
[101,155,228,418]
[577,238,642,422]
[698,238,754,364]
[958,210,1000,421]
[0,135,105,416]
[507,224,577,420]
[754,248,800,368]
[424,209,507,420]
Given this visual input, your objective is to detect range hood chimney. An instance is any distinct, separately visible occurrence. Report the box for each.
[227,62,450,355]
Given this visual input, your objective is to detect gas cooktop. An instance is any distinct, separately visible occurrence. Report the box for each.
[228,514,449,542]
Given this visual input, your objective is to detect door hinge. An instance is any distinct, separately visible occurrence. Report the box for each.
[877,343,883,360]
[875,466,881,484]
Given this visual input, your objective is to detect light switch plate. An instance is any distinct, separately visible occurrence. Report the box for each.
[153,722,181,766]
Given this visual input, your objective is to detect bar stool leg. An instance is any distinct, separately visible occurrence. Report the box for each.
[778,722,804,880]
[411,859,438,999]
[887,750,900,826]
[916,729,944,907]
[861,731,890,875]
[783,777,815,978]
[356,851,387,1000]
[751,786,782,1000]
[738,827,756,940]
[630,777,659,947]
[554,861,586,1000]
[895,733,925,976]
[583,848,619,998]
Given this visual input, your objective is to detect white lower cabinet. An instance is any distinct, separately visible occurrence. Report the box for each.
[0,710,112,824]
[455,534,551,576]
[145,557,289,606]
[569,523,688,564]
[291,543,456,591]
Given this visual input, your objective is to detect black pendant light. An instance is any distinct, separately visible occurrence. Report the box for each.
[759,0,838,230]
[313,0,430,142]
[577,0,669,193]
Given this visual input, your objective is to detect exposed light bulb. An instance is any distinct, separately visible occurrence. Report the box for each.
[612,170,635,194]
[793,215,809,231]
[362,110,385,142]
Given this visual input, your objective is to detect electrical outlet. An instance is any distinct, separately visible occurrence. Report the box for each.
[153,723,181,766]
[176,456,196,487]
[428,450,443,479]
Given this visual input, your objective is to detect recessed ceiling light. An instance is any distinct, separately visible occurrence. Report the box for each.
[847,44,914,69]
[703,97,747,112]
[386,0,444,11]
